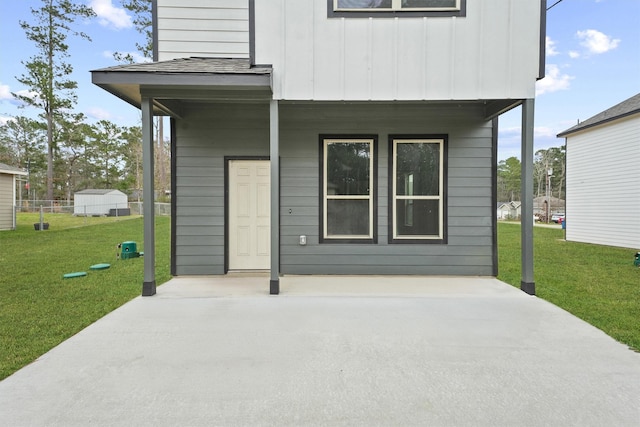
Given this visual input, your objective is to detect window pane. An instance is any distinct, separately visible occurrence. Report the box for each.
[401,0,457,8]
[327,142,371,196]
[396,143,440,196]
[337,0,392,9]
[396,199,439,237]
[327,200,370,236]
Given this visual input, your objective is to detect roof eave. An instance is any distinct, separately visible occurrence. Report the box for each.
[91,69,273,116]
[557,109,640,138]
[0,168,28,176]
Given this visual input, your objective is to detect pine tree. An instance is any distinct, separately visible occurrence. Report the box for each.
[14,0,95,200]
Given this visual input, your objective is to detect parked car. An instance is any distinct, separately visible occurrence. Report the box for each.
[551,213,565,223]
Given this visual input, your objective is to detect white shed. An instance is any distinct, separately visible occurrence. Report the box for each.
[0,163,27,231]
[74,189,129,216]
[558,93,640,249]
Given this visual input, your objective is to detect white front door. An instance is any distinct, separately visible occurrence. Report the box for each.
[228,160,270,270]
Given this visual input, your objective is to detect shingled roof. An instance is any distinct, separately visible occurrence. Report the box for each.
[91,58,273,115]
[92,57,272,75]
[557,92,640,137]
[0,163,27,175]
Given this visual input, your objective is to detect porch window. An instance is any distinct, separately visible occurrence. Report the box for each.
[321,137,376,242]
[390,137,446,242]
[333,0,461,12]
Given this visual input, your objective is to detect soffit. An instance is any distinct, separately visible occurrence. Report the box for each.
[91,58,273,117]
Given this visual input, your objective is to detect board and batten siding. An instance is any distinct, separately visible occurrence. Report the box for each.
[565,115,640,249]
[157,0,249,61]
[0,174,16,230]
[254,0,541,101]
[174,102,495,275]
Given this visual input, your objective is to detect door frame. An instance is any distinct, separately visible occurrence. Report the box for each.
[224,156,270,273]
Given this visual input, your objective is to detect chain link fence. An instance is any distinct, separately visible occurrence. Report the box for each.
[16,201,171,216]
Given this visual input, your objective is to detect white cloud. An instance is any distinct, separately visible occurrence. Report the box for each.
[87,107,114,121]
[0,116,15,126]
[568,51,580,59]
[546,37,559,56]
[536,64,573,96]
[102,50,151,64]
[576,29,620,55]
[90,0,132,30]
[499,126,560,139]
[534,126,558,139]
[9,89,42,108]
[0,83,13,101]
[498,126,521,138]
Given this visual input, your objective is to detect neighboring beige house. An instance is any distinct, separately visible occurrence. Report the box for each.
[0,163,27,231]
[558,92,640,249]
[497,201,521,220]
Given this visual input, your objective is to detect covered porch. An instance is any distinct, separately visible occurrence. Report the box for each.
[92,58,536,296]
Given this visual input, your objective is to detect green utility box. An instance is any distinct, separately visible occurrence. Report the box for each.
[120,241,140,260]
[634,252,640,267]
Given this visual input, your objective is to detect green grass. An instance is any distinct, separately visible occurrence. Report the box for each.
[0,213,171,380]
[498,222,640,351]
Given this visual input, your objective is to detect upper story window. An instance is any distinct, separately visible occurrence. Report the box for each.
[334,0,460,11]
[331,0,465,16]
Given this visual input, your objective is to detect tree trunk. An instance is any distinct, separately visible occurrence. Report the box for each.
[46,111,54,200]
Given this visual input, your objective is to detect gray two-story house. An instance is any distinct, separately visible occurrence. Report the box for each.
[92,0,544,295]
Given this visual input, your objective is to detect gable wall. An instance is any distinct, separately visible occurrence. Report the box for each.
[155,0,541,100]
[174,102,495,275]
[565,114,640,249]
[157,0,249,61]
[254,0,541,100]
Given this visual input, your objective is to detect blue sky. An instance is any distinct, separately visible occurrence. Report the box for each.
[1,0,639,160]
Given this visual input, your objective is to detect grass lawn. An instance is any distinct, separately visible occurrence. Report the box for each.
[498,222,640,351]
[0,213,171,380]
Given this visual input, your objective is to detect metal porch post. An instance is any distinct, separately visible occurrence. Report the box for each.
[521,98,535,295]
[141,97,156,296]
[270,100,280,295]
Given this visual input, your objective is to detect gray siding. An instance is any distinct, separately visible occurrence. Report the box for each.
[174,104,270,275]
[174,102,494,275]
[279,103,494,275]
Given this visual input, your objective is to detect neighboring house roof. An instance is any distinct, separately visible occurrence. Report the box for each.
[0,162,27,176]
[91,58,273,114]
[497,201,521,209]
[557,92,640,137]
[75,189,126,196]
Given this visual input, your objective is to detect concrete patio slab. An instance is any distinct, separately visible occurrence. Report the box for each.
[1,275,639,426]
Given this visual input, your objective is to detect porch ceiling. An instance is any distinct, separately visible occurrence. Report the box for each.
[91,58,273,118]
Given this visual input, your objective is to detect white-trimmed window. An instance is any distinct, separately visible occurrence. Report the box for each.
[321,137,376,242]
[334,0,460,12]
[391,137,445,242]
